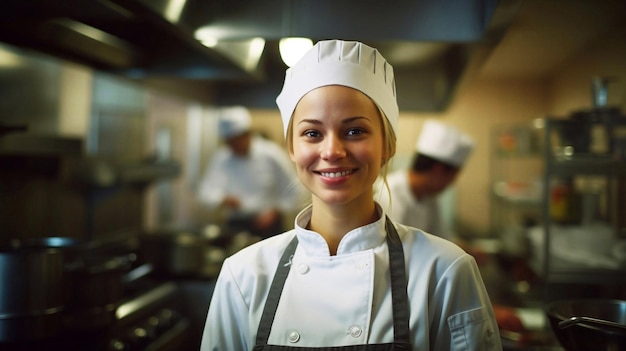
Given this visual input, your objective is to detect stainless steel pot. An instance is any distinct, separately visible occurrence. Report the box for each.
[545,299,626,351]
[0,237,76,342]
[140,231,206,275]
[0,237,131,341]
[139,229,226,278]
[63,253,131,332]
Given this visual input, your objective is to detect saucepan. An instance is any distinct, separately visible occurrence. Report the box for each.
[545,299,626,351]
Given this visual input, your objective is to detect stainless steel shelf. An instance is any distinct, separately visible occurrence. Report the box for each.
[69,158,181,187]
[543,268,626,285]
[548,156,626,176]
[529,250,626,285]
[0,134,83,156]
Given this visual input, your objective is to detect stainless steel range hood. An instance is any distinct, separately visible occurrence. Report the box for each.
[0,0,517,111]
[0,0,257,79]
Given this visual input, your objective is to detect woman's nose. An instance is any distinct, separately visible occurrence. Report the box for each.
[320,134,346,160]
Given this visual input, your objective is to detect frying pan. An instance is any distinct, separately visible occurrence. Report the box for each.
[545,299,626,351]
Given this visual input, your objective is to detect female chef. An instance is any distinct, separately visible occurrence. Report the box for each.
[201,39,502,351]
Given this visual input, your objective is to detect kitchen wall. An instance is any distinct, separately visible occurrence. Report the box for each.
[143,93,222,231]
[548,26,626,115]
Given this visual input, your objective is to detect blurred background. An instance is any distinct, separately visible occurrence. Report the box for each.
[0,0,625,350]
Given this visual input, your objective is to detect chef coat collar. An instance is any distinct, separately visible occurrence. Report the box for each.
[294,203,388,256]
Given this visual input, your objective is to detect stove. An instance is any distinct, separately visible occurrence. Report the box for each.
[0,263,197,351]
[105,280,193,351]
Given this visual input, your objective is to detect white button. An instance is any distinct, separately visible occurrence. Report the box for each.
[288,330,300,343]
[297,263,309,274]
[348,325,362,338]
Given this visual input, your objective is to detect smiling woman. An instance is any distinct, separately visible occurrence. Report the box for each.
[201,40,501,351]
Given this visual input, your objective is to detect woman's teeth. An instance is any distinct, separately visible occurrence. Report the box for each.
[319,170,353,178]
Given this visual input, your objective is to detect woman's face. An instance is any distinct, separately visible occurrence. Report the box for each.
[289,85,386,207]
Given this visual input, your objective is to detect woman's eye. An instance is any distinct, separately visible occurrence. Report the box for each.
[346,128,365,136]
[303,130,321,138]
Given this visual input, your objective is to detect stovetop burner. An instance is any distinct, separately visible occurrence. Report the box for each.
[0,262,196,351]
[106,280,192,351]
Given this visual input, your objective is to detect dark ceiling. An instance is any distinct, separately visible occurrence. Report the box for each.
[0,0,513,111]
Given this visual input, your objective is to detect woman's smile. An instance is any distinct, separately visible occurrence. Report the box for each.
[316,168,357,178]
[315,167,359,187]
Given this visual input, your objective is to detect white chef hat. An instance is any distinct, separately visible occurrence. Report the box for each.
[276,40,398,137]
[218,106,251,139]
[416,120,474,167]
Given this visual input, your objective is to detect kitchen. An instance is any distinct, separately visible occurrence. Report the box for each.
[1,0,625,350]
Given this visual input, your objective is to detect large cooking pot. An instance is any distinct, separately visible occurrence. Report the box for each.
[0,236,132,342]
[0,237,77,342]
[139,227,227,278]
[63,252,131,332]
[545,299,626,351]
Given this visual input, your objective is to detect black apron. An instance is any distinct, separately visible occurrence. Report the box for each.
[253,217,412,351]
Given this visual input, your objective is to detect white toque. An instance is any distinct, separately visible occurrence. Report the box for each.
[276,40,398,137]
[218,106,252,139]
[416,120,474,167]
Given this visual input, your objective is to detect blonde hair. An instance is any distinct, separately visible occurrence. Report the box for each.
[377,106,397,207]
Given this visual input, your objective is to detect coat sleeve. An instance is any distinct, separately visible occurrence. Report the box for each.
[201,259,252,351]
[430,254,502,351]
[197,150,228,209]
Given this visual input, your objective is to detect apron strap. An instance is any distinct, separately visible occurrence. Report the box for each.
[255,235,299,346]
[385,217,411,345]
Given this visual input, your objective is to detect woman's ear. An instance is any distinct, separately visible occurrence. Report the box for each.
[288,140,296,162]
[382,146,396,166]
[289,149,296,162]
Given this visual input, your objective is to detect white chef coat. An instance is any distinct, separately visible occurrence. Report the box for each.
[377,170,446,239]
[201,204,501,351]
[198,135,302,219]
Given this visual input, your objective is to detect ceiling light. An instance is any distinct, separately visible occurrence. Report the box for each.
[164,0,186,23]
[207,38,266,73]
[0,46,24,68]
[279,37,313,67]
[199,37,218,48]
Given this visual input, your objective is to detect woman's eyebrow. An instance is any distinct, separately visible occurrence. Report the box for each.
[343,116,370,124]
[297,119,322,126]
[296,115,372,128]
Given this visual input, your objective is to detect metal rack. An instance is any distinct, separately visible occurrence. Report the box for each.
[539,116,626,285]
[489,120,544,256]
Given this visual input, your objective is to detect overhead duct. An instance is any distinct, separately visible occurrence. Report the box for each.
[0,0,256,79]
[0,0,516,112]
